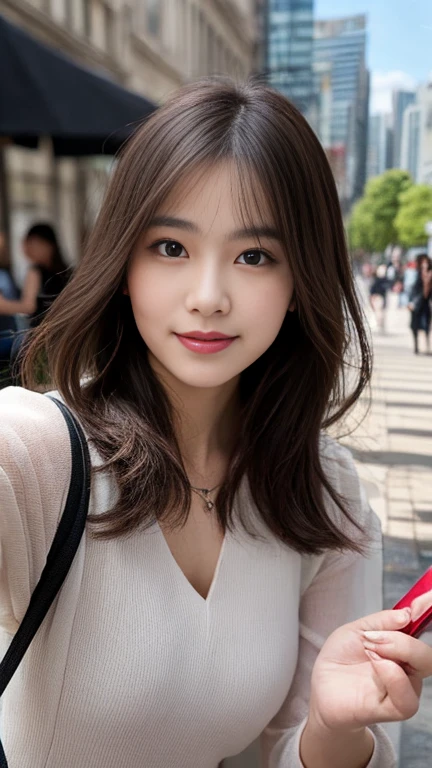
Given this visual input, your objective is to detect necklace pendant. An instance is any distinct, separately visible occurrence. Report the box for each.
[206,500,214,511]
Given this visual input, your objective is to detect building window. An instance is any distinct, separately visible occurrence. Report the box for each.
[83,0,92,38]
[198,12,207,74]
[209,27,216,73]
[103,4,115,53]
[65,0,73,29]
[147,0,161,37]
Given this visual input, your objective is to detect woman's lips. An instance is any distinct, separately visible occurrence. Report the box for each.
[174,333,237,354]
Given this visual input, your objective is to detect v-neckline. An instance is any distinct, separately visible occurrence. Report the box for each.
[154,521,228,604]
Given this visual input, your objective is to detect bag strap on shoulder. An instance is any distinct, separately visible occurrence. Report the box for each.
[0,395,91,768]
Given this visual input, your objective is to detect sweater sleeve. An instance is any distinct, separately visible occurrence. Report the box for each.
[260,439,397,768]
[0,386,71,635]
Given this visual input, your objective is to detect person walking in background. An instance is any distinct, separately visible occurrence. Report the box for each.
[386,247,404,308]
[0,232,20,362]
[0,223,71,361]
[408,253,432,354]
[0,232,18,302]
[369,264,388,332]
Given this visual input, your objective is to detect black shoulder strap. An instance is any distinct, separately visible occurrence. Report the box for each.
[0,395,91,768]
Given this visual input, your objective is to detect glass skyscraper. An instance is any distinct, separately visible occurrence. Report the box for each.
[313,15,367,147]
[393,91,416,168]
[313,15,369,206]
[266,0,315,115]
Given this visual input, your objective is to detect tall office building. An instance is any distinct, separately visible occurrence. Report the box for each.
[313,15,369,208]
[400,83,432,185]
[401,105,421,181]
[266,0,315,116]
[367,113,394,179]
[393,90,416,168]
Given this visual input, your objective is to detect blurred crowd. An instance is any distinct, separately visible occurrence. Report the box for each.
[361,248,432,354]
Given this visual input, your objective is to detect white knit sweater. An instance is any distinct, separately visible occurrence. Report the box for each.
[0,386,396,767]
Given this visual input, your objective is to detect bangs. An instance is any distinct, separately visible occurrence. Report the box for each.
[231,160,282,250]
[145,156,283,256]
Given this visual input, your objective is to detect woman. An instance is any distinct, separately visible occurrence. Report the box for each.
[369,264,388,332]
[0,222,70,325]
[1,78,431,768]
[408,253,432,354]
[0,222,70,365]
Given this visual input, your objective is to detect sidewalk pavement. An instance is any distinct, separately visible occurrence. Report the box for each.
[341,288,432,768]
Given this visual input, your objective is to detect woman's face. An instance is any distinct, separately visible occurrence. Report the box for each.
[23,235,54,267]
[126,163,295,392]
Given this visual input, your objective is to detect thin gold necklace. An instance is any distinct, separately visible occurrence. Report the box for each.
[190,483,221,511]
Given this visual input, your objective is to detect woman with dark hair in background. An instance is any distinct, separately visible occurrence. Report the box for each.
[0,222,71,362]
[408,253,432,354]
[1,78,432,768]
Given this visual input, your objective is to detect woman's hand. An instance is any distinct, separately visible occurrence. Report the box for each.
[308,607,432,733]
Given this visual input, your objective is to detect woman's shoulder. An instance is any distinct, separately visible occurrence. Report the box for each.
[319,432,359,480]
[298,434,382,596]
[0,385,70,472]
[319,432,377,533]
[0,387,72,632]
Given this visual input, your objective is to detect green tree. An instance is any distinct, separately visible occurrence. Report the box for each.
[348,170,413,252]
[394,184,432,247]
[348,198,375,252]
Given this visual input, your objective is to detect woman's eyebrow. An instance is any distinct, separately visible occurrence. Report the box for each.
[147,215,282,242]
[148,216,199,233]
[228,226,282,242]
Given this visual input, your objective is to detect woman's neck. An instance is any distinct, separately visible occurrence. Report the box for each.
[150,352,241,482]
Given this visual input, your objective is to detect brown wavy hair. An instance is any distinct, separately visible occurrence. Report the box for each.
[20,77,371,554]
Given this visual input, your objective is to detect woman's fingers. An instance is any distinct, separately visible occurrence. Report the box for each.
[356,607,412,633]
[363,652,421,720]
[362,630,432,678]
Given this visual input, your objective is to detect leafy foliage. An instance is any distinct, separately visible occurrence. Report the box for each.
[348,170,413,252]
[394,184,432,247]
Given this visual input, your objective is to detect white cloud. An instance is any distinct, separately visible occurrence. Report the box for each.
[370,70,417,114]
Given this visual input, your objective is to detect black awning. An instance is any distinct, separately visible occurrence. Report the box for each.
[0,14,156,155]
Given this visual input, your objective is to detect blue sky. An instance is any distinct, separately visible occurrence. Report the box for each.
[315,0,432,112]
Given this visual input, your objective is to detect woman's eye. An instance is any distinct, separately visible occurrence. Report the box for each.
[236,250,273,266]
[154,240,186,259]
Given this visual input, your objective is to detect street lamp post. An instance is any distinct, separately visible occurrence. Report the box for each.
[425,221,432,259]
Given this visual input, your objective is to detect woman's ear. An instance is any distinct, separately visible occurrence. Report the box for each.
[288,296,296,312]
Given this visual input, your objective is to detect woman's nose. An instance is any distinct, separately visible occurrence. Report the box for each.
[184,261,231,316]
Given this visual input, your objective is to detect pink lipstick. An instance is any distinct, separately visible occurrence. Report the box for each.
[174,331,237,354]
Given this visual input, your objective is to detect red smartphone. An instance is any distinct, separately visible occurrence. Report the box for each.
[393,566,432,638]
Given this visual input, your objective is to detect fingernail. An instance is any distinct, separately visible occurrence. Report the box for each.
[363,630,387,642]
[363,640,377,651]
[364,649,382,662]
[396,607,411,622]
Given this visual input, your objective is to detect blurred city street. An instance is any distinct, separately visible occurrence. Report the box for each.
[343,288,432,767]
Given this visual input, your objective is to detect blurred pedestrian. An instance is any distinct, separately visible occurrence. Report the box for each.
[0,232,20,362]
[408,253,432,354]
[386,247,404,307]
[0,222,71,362]
[0,232,18,300]
[369,263,388,332]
